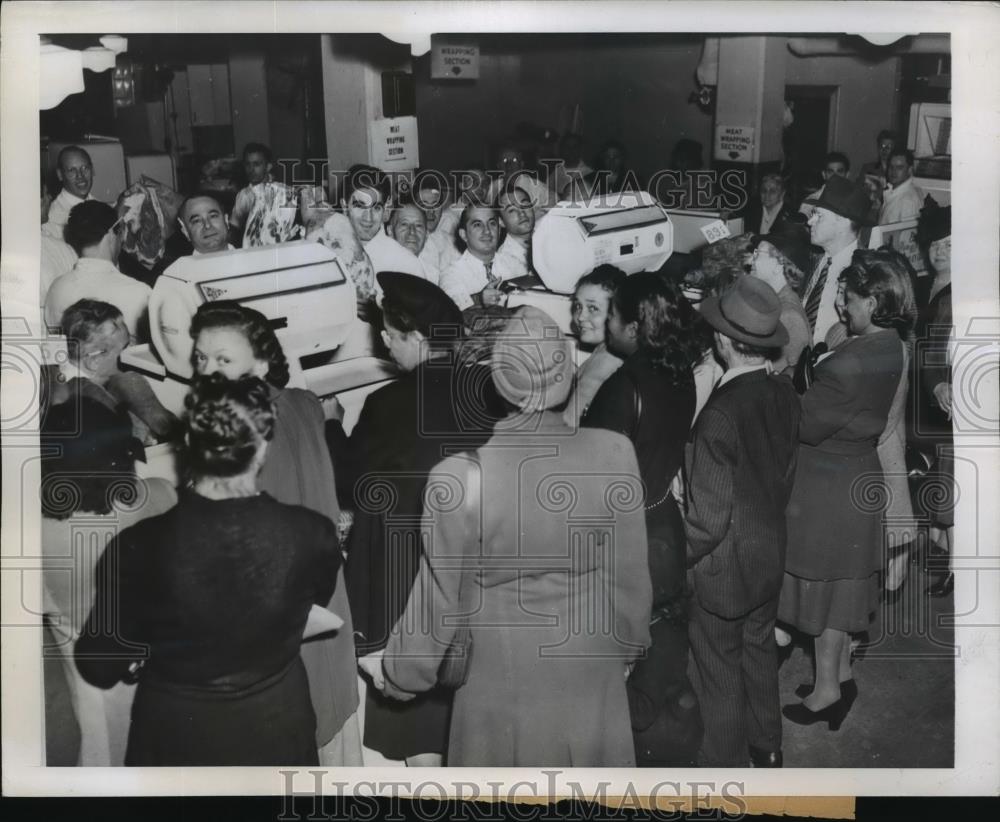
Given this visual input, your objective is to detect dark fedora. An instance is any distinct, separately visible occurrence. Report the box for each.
[916,201,951,247]
[700,275,788,348]
[377,271,463,340]
[806,175,874,226]
[751,219,821,275]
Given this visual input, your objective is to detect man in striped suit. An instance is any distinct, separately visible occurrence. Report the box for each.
[684,276,801,767]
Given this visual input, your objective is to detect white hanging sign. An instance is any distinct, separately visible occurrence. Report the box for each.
[714,124,755,162]
[431,37,480,79]
[368,116,420,170]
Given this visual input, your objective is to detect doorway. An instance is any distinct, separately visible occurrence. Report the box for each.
[783,84,837,204]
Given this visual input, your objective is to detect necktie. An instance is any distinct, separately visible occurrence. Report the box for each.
[804,256,831,335]
[484,259,500,288]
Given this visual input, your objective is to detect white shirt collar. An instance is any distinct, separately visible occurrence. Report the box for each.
[718,361,772,389]
[56,188,89,207]
[192,244,235,256]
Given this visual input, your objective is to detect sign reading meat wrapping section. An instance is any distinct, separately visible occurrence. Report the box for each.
[714,124,755,162]
[430,35,480,79]
[368,116,420,171]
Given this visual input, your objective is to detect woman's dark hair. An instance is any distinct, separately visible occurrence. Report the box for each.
[189,301,290,388]
[840,249,917,338]
[575,264,627,299]
[183,373,275,480]
[40,399,140,520]
[612,272,703,384]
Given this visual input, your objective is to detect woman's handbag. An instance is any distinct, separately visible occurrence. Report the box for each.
[437,459,481,690]
[793,342,827,394]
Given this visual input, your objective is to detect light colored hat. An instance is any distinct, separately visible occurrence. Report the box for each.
[491,306,574,411]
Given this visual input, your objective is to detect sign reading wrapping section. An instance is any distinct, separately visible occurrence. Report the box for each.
[430,35,480,79]
[714,124,755,162]
[368,116,419,170]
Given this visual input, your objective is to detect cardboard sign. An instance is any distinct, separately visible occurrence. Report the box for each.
[368,116,419,170]
[700,219,732,244]
[431,36,480,79]
[714,124,755,162]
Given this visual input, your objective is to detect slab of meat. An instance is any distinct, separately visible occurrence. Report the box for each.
[115,176,185,269]
[242,182,301,247]
[306,212,375,303]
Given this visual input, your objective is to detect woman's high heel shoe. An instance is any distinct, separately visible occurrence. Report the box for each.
[926,571,954,598]
[782,680,858,732]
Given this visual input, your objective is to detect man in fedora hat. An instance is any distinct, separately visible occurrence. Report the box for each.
[802,175,875,346]
[684,276,801,767]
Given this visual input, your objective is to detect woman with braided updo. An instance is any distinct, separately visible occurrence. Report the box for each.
[76,375,341,765]
[189,300,363,765]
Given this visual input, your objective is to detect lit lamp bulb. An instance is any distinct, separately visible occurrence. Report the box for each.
[39,44,85,110]
[82,46,116,73]
[99,35,128,54]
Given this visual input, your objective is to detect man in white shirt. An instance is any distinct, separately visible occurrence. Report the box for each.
[40,174,77,307]
[879,149,924,225]
[341,165,428,293]
[229,142,274,242]
[801,175,873,346]
[178,194,234,255]
[45,201,151,342]
[438,205,520,311]
[43,146,97,240]
[414,183,462,276]
[387,200,442,285]
[494,182,536,279]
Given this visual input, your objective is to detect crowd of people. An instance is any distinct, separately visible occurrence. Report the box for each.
[38,124,955,768]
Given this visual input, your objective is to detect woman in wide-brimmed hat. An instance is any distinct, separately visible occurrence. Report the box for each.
[380,306,652,766]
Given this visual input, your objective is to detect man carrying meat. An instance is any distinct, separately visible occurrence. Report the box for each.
[229,142,274,242]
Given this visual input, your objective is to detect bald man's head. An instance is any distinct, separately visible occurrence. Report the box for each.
[57,146,94,200]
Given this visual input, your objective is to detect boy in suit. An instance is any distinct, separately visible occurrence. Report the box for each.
[684,276,801,766]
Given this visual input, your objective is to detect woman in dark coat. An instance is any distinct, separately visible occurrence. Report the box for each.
[581,272,706,765]
[325,271,503,765]
[910,205,954,596]
[779,250,911,729]
[189,301,361,764]
[381,307,653,766]
[76,375,340,765]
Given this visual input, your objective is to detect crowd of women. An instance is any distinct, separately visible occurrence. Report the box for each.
[39,153,954,767]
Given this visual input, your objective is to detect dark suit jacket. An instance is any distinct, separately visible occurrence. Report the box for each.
[325,358,504,653]
[684,370,800,618]
[739,200,798,236]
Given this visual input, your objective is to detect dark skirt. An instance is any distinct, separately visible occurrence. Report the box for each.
[785,446,884,581]
[126,657,317,766]
[777,571,880,635]
[363,683,451,759]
